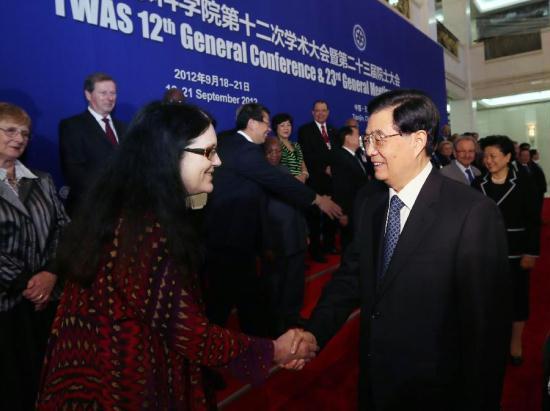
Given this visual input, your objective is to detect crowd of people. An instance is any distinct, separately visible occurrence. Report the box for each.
[0,73,547,410]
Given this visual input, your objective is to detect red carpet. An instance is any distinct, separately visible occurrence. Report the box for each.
[501,198,550,411]
[218,199,550,410]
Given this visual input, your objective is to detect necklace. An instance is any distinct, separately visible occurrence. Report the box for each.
[491,175,506,184]
[6,174,19,191]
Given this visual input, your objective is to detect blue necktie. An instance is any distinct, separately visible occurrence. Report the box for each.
[465,168,474,184]
[381,195,405,278]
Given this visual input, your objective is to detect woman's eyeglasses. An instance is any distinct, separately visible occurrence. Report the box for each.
[362,129,401,150]
[183,145,217,160]
[0,126,31,140]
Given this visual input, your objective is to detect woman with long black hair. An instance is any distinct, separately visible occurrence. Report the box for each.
[36,102,317,410]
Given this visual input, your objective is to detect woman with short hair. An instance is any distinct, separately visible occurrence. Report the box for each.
[474,135,540,366]
[0,102,69,410]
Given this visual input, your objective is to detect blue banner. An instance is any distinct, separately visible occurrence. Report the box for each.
[0,0,446,186]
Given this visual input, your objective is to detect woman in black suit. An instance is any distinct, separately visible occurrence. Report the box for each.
[0,102,70,409]
[474,135,540,365]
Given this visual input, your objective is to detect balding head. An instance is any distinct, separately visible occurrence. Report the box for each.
[264,137,282,166]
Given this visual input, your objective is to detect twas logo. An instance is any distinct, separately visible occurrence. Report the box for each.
[353,24,366,51]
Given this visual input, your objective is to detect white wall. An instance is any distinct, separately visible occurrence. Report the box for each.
[470,28,550,99]
[476,101,550,194]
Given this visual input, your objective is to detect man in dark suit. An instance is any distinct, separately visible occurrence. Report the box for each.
[440,135,481,185]
[298,100,338,261]
[331,126,368,252]
[262,137,309,336]
[204,103,341,336]
[290,90,511,410]
[59,72,126,215]
[518,147,547,217]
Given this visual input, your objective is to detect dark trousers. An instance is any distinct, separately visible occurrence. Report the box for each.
[262,251,306,336]
[0,299,57,411]
[340,224,354,255]
[205,248,269,337]
[306,205,336,255]
[543,333,550,411]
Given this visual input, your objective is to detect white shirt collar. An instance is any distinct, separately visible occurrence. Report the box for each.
[314,121,326,132]
[88,106,112,123]
[342,146,356,156]
[0,160,38,181]
[388,161,432,211]
[237,130,255,143]
[454,160,470,173]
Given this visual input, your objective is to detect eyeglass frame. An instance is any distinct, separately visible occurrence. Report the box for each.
[362,129,402,150]
[183,145,218,160]
[0,126,31,140]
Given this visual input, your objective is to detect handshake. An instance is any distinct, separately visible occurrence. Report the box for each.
[272,329,319,370]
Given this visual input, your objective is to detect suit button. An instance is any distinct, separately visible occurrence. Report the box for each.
[371,312,381,319]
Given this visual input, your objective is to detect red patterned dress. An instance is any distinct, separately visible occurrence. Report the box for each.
[36,221,273,410]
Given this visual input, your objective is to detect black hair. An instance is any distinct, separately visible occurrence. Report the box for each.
[479,135,515,161]
[337,126,355,147]
[56,101,213,285]
[271,113,294,133]
[235,103,270,130]
[367,89,439,155]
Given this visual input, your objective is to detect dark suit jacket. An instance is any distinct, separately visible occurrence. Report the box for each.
[307,169,511,411]
[330,147,368,216]
[205,132,315,252]
[530,161,547,195]
[263,166,308,257]
[59,110,126,213]
[298,122,337,194]
[474,168,540,257]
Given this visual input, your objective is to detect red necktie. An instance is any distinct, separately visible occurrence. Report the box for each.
[321,124,329,144]
[102,117,118,146]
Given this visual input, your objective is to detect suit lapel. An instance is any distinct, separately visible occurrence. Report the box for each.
[479,168,518,206]
[377,171,440,297]
[452,161,468,184]
[356,188,387,299]
[0,183,30,217]
[83,111,114,148]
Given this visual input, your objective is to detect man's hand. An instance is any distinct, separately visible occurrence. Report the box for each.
[339,215,349,227]
[314,195,343,219]
[520,255,537,270]
[325,166,332,176]
[22,271,57,309]
[273,329,319,370]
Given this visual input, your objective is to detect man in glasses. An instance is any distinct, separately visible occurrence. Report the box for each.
[440,135,481,185]
[293,89,511,411]
[204,103,341,337]
[59,72,126,215]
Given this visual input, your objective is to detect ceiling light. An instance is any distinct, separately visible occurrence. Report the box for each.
[473,0,533,13]
[478,90,550,108]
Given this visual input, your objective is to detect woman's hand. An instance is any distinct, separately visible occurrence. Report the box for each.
[273,329,318,369]
[520,255,537,270]
[22,271,57,308]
